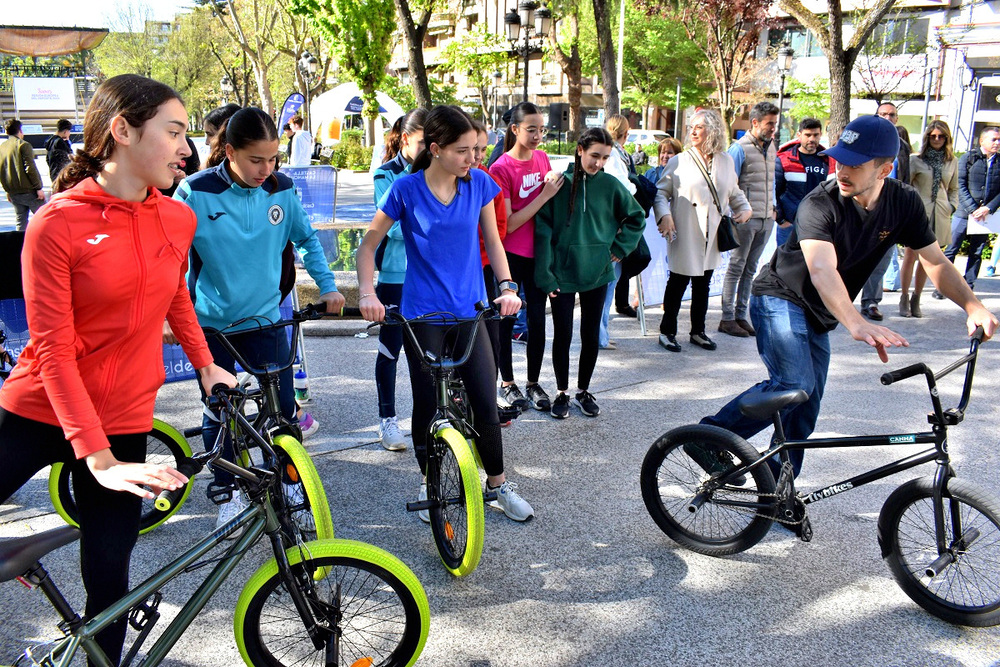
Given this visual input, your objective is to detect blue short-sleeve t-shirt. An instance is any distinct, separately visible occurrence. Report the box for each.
[379,168,501,318]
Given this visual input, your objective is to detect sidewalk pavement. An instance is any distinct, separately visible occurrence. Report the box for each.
[2,267,999,666]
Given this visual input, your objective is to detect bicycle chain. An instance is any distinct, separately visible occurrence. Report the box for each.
[699,482,809,529]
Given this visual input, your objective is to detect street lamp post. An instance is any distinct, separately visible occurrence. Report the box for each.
[775,40,795,145]
[504,2,551,104]
[297,51,319,137]
[220,76,233,104]
[492,70,503,127]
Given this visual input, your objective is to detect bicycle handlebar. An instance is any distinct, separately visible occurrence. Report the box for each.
[379,302,497,371]
[880,363,929,386]
[202,303,360,379]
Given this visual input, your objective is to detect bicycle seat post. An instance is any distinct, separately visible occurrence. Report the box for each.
[256,364,284,422]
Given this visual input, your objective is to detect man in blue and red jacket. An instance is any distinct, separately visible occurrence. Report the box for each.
[775,117,835,247]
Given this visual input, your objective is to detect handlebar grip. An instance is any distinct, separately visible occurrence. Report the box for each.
[972,325,985,344]
[153,458,203,512]
[880,362,928,386]
[305,302,363,317]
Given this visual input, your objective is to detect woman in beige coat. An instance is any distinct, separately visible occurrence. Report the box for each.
[900,120,958,318]
[654,109,751,352]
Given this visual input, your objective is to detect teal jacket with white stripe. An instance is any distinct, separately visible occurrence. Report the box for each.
[174,161,337,331]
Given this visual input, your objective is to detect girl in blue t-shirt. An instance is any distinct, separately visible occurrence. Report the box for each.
[357,105,534,522]
[174,107,345,529]
[371,108,426,452]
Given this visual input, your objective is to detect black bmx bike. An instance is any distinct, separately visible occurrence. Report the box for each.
[640,328,1000,626]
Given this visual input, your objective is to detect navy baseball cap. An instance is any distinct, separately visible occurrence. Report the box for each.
[821,115,899,167]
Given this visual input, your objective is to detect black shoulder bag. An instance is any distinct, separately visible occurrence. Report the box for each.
[691,153,740,253]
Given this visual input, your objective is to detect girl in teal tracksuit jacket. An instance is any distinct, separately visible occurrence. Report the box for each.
[174,107,343,523]
[534,127,645,419]
[370,109,425,451]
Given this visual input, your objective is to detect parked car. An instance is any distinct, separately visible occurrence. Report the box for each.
[626,130,671,146]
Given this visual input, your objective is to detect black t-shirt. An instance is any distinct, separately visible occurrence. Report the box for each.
[753,178,936,332]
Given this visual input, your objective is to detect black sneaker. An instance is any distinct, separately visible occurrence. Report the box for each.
[500,383,530,410]
[526,383,551,411]
[689,332,717,351]
[550,392,570,419]
[574,390,600,417]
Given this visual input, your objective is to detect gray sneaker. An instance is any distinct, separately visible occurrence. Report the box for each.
[379,416,407,451]
[500,383,530,410]
[215,491,250,539]
[489,480,534,522]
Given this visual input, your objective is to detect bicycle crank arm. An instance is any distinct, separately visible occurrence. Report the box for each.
[924,526,981,578]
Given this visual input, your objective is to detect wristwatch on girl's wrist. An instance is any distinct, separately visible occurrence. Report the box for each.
[498,280,518,294]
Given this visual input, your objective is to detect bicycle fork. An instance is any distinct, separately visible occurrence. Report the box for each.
[925,462,979,579]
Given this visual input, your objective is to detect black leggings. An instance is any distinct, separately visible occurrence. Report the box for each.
[660,269,714,336]
[375,282,405,418]
[0,408,144,667]
[403,321,504,477]
[550,285,607,391]
[482,265,501,371]
[499,252,547,384]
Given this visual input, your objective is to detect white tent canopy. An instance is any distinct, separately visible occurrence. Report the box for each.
[311,82,405,146]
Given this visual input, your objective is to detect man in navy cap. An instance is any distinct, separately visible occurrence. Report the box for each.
[698,115,998,479]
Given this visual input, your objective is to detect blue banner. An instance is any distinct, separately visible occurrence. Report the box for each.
[277,92,305,132]
[281,165,337,226]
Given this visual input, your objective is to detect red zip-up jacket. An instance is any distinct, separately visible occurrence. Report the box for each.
[0,178,213,458]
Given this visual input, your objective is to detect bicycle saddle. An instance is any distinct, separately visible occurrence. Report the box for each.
[737,389,808,421]
[0,525,80,582]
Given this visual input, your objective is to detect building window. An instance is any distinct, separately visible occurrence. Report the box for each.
[867,17,929,56]
[767,27,824,58]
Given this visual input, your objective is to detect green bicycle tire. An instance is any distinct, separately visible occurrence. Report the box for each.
[428,426,485,577]
[234,538,430,667]
[271,435,335,541]
[49,419,194,535]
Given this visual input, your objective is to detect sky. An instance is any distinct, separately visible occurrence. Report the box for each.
[28,0,196,30]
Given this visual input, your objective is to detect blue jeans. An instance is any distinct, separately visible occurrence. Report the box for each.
[700,295,831,477]
[199,327,297,493]
[599,261,622,347]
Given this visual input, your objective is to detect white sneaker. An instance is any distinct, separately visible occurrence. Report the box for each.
[490,480,534,522]
[379,417,407,451]
[417,482,430,523]
[299,413,320,439]
[282,481,316,535]
[215,491,250,538]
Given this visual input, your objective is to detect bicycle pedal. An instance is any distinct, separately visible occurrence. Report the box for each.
[797,516,813,542]
[406,500,434,512]
[483,490,498,503]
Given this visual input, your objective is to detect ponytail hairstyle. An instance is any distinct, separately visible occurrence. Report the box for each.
[411,105,476,182]
[384,108,428,162]
[205,104,243,168]
[503,102,541,152]
[54,74,182,193]
[567,127,615,220]
[218,107,281,190]
[605,113,629,144]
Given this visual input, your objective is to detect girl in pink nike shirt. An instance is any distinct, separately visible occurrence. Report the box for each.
[489,102,564,414]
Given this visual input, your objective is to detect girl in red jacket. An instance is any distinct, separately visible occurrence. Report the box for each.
[0,74,232,665]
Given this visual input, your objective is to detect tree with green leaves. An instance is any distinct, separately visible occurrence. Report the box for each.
[778,0,902,140]
[644,0,773,139]
[785,76,831,125]
[92,1,158,79]
[292,0,396,146]
[618,1,711,131]
[390,0,446,109]
[441,24,510,121]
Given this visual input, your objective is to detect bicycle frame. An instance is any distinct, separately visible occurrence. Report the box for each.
[709,334,982,554]
[31,484,275,667]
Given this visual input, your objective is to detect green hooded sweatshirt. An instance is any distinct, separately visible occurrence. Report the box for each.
[534,166,645,294]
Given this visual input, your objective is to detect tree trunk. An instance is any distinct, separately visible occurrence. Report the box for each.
[591,0,619,117]
[393,0,432,109]
[828,51,851,142]
[567,64,583,141]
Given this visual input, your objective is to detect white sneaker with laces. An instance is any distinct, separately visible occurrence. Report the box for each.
[417,482,430,523]
[215,491,250,538]
[299,413,320,439]
[490,480,534,522]
[282,481,316,535]
[380,416,407,451]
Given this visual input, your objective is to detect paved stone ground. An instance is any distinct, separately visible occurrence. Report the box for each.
[2,260,1000,665]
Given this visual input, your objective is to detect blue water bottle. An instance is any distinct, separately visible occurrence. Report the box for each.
[293,367,311,404]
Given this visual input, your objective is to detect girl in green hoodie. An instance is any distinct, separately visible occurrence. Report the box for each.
[534,128,645,418]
